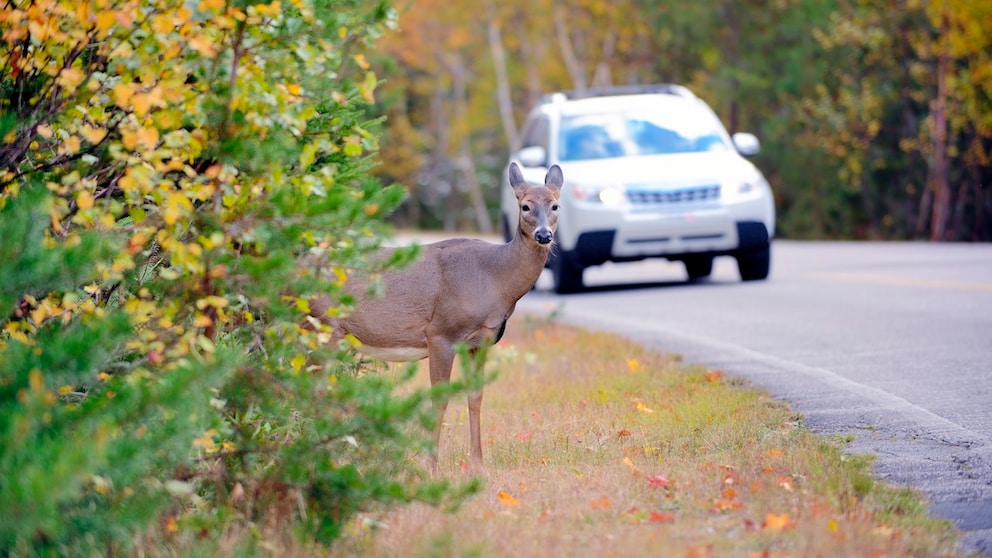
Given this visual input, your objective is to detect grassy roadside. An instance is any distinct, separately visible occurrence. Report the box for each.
[336,312,963,557]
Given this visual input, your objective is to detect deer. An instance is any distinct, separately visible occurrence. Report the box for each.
[311,162,563,470]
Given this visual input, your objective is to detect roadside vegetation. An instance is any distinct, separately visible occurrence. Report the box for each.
[338,313,964,558]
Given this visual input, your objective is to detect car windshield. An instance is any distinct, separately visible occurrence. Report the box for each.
[558,106,729,161]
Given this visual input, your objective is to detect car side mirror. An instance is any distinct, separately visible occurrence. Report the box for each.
[732,133,760,157]
[516,146,548,168]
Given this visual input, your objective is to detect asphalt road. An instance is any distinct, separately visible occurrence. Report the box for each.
[513,240,992,556]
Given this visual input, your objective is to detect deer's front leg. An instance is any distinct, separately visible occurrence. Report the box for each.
[467,387,484,468]
[427,338,456,472]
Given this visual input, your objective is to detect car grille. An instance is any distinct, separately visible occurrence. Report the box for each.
[625,184,721,205]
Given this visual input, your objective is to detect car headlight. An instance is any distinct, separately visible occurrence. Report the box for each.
[722,180,754,197]
[570,182,626,206]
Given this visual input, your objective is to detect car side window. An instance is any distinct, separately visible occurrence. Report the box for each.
[521,117,549,151]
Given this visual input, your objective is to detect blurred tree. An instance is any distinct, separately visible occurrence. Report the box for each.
[372,0,991,241]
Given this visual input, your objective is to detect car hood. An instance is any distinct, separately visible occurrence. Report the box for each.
[557,152,760,187]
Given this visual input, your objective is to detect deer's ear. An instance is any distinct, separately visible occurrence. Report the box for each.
[544,164,563,192]
[508,162,527,193]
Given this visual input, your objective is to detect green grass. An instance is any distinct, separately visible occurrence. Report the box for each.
[334,314,965,558]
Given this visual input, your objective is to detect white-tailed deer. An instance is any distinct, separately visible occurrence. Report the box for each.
[313,163,562,469]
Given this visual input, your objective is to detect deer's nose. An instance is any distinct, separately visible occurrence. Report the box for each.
[534,228,553,245]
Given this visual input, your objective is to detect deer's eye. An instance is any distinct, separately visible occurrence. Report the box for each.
[551,204,559,211]
[521,204,531,212]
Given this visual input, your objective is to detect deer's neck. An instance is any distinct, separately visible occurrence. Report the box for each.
[493,230,551,298]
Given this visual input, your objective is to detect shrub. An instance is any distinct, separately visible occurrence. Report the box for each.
[0,0,472,554]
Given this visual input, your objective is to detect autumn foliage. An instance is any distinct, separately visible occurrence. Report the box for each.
[1,0,473,554]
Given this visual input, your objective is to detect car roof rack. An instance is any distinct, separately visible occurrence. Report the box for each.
[541,84,696,104]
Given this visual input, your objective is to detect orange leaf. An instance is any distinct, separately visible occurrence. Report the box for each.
[713,499,743,512]
[777,476,794,492]
[763,513,791,531]
[617,429,632,438]
[704,370,723,383]
[648,511,675,523]
[626,358,640,372]
[590,498,612,510]
[496,491,520,508]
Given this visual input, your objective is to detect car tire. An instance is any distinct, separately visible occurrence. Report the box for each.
[736,246,771,281]
[683,255,713,281]
[501,213,513,243]
[552,251,584,294]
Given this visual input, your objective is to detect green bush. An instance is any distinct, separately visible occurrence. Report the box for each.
[0,0,474,554]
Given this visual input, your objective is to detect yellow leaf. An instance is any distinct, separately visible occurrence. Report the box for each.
[626,358,640,372]
[112,83,134,109]
[36,124,53,138]
[193,429,217,449]
[81,126,107,144]
[286,83,301,96]
[294,297,311,314]
[137,126,159,149]
[121,128,139,150]
[57,67,86,90]
[198,0,225,11]
[189,36,218,57]
[196,296,229,310]
[635,401,654,414]
[60,136,81,155]
[496,491,520,508]
[291,353,306,373]
[96,11,115,35]
[132,93,154,118]
[77,190,94,210]
[193,314,213,328]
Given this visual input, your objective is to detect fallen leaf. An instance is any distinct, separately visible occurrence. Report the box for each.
[590,497,612,509]
[704,370,723,383]
[635,401,654,414]
[763,513,791,531]
[713,499,743,512]
[648,511,675,523]
[777,476,794,492]
[496,491,520,508]
[617,429,632,438]
[647,474,672,488]
[626,358,640,372]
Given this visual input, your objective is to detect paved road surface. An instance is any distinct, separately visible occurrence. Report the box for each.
[510,240,992,556]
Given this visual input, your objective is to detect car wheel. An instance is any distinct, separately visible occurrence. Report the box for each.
[552,251,584,294]
[501,213,513,243]
[736,246,770,281]
[683,255,713,281]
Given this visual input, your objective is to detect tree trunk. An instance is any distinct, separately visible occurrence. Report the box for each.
[445,51,494,234]
[487,17,519,150]
[929,10,951,242]
[554,6,586,91]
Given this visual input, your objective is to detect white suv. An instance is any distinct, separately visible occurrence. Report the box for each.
[501,84,776,293]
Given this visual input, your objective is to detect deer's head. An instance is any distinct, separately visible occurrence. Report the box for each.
[509,162,562,246]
